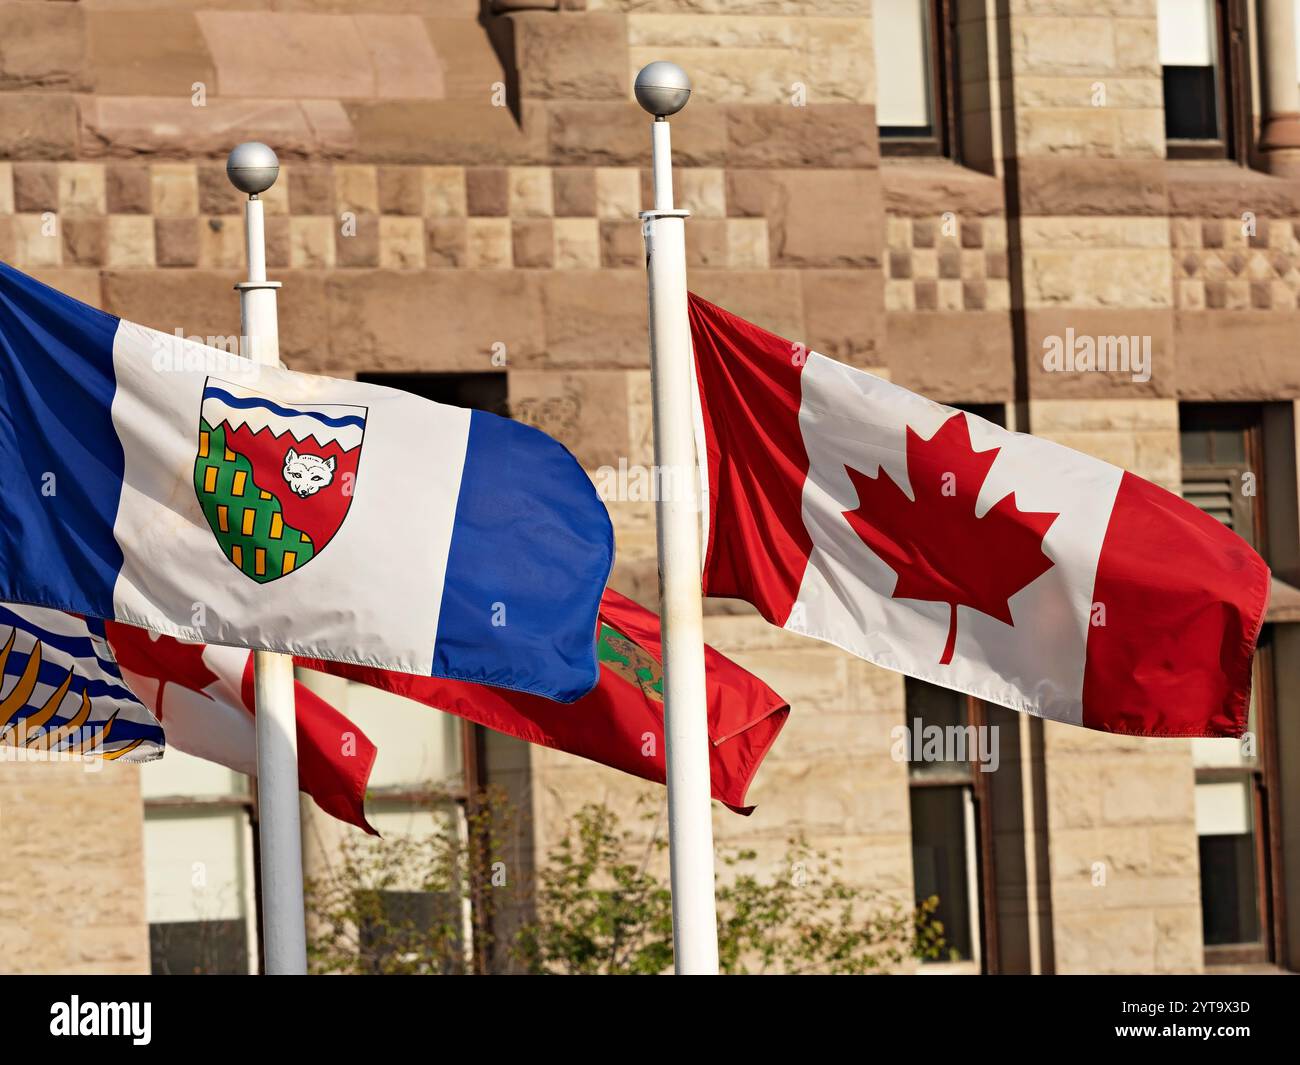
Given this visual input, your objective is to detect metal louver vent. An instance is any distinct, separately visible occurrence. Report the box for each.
[1181,470,1237,529]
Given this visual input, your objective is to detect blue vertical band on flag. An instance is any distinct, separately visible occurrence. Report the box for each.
[0,263,124,616]
[432,410,614,703]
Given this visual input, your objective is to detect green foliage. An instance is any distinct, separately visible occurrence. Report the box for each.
[516,802,948,975]
[514,802,674,975]
[305,785,517,975]
[306,792,948,976]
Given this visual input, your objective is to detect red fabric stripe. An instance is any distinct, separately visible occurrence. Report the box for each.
[1081,472,1270,737]
[688,292,813,626]
[298,588,790,814]
[239,655,379,834]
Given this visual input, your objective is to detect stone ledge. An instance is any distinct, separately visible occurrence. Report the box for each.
[1166,160,1300,217]
[882,159,1005,217]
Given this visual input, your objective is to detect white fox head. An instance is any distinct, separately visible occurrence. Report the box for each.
[283,448,335,498]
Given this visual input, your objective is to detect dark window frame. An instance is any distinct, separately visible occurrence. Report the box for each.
[905,683,1000,972]
[1199,635,1283,966]
[1180,403,1285,964]
[1179,402,1268,554]
[1163,0,1251,162]
[144,666,490,976]
[879,0,961,161]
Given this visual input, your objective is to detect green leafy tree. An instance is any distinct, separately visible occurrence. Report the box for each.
[514,802,948,975]
[513,802,675,975]
[305,785,519,975]
[307,792,948,975]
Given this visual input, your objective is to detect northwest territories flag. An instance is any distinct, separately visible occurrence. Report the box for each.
[689,294,1269,737]
[0,264,614,702]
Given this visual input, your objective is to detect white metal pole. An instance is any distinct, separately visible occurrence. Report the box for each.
[635,63,720,975]
[227,143,308,975]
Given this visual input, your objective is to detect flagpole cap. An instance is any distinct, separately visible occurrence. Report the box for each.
[634,61,691,118]
[226,142,280,196]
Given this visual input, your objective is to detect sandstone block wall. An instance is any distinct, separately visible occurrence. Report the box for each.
[0,761,149,974]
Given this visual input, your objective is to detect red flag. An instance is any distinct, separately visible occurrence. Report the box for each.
[688,292,1268,738]
[299,589,788,813]
[106,622,378,833]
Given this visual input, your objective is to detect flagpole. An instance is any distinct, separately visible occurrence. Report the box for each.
[635,62,720,975]
[227,142,308,975]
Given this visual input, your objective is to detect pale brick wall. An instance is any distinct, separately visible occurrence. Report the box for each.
[0,761,149,975]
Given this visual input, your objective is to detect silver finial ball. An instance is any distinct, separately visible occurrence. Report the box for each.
[634,61,691,118]
[226,142,280,195]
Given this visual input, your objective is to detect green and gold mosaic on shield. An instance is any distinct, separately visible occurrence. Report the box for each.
[194,419,316,584]
[193,376,367,584]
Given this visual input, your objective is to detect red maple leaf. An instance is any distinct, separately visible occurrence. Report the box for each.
[842,412,1059,665]
[104,622,218,720]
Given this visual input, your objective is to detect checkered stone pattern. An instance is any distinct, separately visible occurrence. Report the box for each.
[884,213,1011,312]
[1171,216,1300,311]
[0,161,770,274]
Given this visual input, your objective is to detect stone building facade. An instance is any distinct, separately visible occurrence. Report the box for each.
[1,0,1298,974]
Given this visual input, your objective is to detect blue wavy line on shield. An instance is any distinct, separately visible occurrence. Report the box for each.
[201,385,367,429]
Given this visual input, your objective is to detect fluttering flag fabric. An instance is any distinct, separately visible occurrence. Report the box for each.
[0,262,613,702]
[299,588,789,813]
[0,603,164,762]
[688,293,1269,738]
[103,619,378,834]
[0,603,377,832]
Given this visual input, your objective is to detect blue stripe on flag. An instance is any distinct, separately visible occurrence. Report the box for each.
[2,650,143,705]
[432,410,613,703]
[0,605,119,669]
[0,263,124,616]
[96,719,165,744]
[4,707,164,746]
[202,385,366,429]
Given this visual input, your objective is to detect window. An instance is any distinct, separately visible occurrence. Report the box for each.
[1191,630,1280,961]
[905,678,998,971]
[315,675,478,973]
[1158,0,1250,160]
[1180,404,1284,963]
[355,885,465,975]
[1179,403,1265,550]
[142,749,258,974]
[874,0,958,158]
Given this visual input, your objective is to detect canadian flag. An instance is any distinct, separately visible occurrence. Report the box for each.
[688,294,1269,737]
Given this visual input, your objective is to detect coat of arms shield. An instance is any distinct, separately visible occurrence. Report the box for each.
[193,377,367,583]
